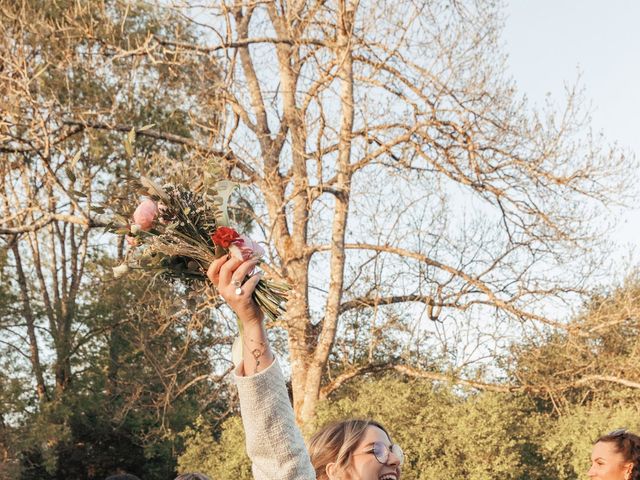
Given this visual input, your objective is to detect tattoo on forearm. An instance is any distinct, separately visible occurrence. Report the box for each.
[246,337,266,374]
[251,348,262,373]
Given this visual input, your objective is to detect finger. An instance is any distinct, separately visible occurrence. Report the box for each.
[240,271,263,296]
[207,256,227,284]
[219,256,243,287]
[231,258,260,284]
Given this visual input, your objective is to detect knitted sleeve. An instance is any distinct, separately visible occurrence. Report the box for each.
[234,360,316,480]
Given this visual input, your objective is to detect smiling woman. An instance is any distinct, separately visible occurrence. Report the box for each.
[309,419,403,480]
[588,430,640,480]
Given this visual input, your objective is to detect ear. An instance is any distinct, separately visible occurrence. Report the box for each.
[326,462,339,480]
[624,463,633,480]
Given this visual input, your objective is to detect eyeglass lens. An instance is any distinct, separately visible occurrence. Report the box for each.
[372,442,404,465]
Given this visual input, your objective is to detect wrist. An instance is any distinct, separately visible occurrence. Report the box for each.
[239,311,264,329]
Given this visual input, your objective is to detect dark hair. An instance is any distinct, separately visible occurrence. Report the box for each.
[596,430,640,480]
[308,419,391,480]
[105,475,142,480]
[174,474,211,480]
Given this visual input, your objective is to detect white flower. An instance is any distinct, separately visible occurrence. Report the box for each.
[228,235,266,261]
[130,224,141,234]
[112,264,130,278]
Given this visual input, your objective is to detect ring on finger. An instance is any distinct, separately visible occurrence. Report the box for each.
[231,278,243,295]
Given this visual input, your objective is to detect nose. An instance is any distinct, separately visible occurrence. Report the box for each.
[387,451,401,467]
[586,465,595,477]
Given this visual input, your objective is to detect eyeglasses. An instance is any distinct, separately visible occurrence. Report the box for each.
[362,442,405,466]
[608,428,628,437]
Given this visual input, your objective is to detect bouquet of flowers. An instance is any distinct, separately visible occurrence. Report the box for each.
[109,177,288,322]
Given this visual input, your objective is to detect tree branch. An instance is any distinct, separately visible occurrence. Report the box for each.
[575,374,640,390]
[321,364,640,400]
[154,35,327,53]
[0,213,106,235]
[0,125,84,153]
[61,118,259,180]
[332,242,575,331]
[320,362,521,399]
[339,294,448,314]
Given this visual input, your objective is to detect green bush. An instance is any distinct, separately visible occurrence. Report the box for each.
[314,376,549,480]
[178,416,251,479]
[177,372,640,480]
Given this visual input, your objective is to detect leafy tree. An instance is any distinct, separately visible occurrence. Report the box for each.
[1,1,231,475]
[510,276,640,413]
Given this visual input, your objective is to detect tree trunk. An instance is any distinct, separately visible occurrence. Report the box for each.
[297,2,355,425]
[10,240,48,402]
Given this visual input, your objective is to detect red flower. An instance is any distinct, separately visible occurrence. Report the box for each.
[211,226,240,248]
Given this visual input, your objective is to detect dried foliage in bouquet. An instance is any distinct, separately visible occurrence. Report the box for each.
[108,177,288,322]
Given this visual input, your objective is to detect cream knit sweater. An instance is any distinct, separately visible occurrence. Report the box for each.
[235,360,316,480]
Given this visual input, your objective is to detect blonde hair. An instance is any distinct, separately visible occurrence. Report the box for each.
[308,419,390,480]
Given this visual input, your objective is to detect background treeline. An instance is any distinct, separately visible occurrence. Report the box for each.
[180,281,640,480]
[1,0,639,478]
[2,267,638,479]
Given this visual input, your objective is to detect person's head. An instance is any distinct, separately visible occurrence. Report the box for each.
[174,474,211,480]
[308,419,402,480]
[588,429,640,480]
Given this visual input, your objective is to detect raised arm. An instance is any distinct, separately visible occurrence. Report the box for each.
[208,256,315,480]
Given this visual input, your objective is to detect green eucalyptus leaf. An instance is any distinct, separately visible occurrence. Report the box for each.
[65,167,76,183]
[214,180,236,227]
[140,176,170,202]
[70,150,82,168]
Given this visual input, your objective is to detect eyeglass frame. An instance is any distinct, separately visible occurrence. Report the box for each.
[356,441,405,466]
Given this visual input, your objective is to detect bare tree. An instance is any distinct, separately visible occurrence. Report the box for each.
[146,0,633,424]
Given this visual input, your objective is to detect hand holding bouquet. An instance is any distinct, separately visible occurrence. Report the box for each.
[109,177,288,322]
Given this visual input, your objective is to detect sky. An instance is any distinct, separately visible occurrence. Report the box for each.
[502,0,640,266]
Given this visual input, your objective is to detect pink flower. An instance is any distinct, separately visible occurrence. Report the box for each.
[132,199,158,231]
[228,235,265,261]
[126,235,138,247]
